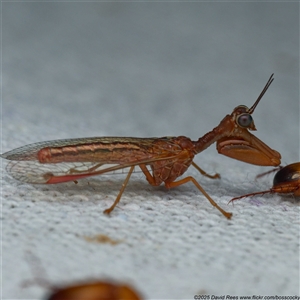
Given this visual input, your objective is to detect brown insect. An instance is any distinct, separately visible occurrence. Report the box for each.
[23,253,142,300]
[45,281,142,300]
[229,162,300,202]
[1,74,281,219]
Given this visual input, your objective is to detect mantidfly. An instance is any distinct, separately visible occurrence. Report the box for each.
[230,162,300,202]
[1,74,281,219]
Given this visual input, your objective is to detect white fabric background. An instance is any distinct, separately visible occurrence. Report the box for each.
[1,2,299,299]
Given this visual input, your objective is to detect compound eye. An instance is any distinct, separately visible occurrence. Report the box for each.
[237,113,253,128]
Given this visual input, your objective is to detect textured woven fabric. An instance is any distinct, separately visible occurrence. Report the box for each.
[2,3,299,299]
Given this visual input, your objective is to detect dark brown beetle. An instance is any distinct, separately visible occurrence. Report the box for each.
[230,162,300,202]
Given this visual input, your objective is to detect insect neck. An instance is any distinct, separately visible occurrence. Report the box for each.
[193,115,234,154]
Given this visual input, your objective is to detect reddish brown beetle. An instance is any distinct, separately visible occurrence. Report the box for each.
[230,162,300,202]
[23,253,142,300]
[45,281,142,300]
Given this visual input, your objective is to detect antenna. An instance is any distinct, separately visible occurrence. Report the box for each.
[249,73,274,114]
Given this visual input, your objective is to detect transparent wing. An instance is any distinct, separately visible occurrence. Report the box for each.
[4,161,117,184]
[1,136,180,184]
[4,157,177,184]
[0,136,160,161]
